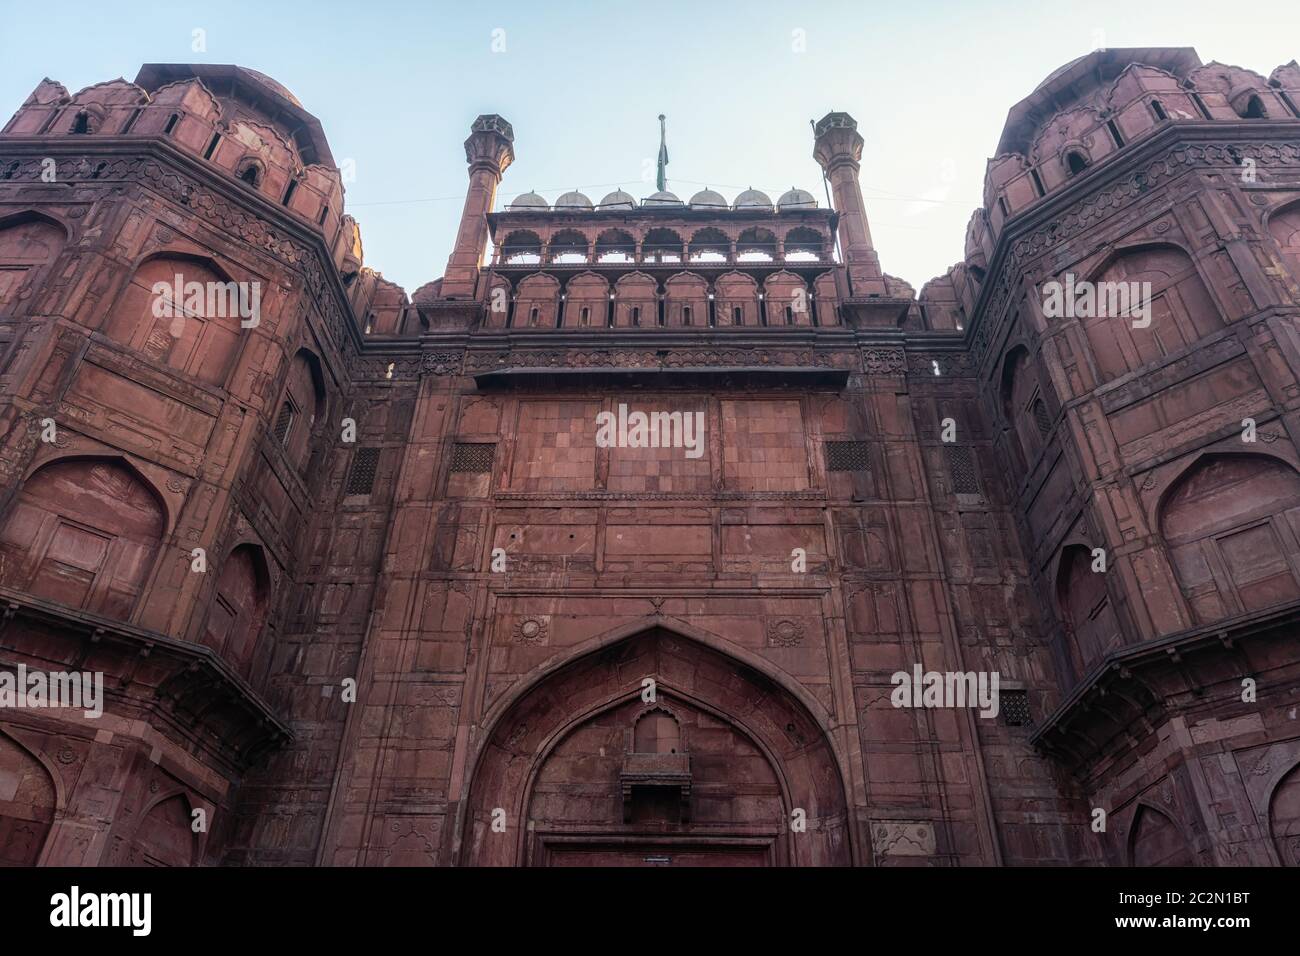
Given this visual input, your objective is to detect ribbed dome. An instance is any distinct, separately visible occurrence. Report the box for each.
[777,187,816,209]
[644,190,683,206]
[689,188,728,208]
[734,188,773,208]
[598,189,636,209]
[242,68,303,108]
[554,190,593,209]
[507,191,548,210]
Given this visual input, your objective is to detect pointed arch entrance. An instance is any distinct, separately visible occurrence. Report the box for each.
[460,625,851,866]
[0,729,57,866]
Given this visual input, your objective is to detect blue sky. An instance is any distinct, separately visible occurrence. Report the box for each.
[3,0,1298,296]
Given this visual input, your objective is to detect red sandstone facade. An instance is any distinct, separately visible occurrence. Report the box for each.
[2,49,1300,866]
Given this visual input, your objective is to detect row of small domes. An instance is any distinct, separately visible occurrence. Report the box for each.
[506,186,817,212]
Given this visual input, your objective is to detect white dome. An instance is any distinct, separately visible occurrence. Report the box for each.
[734,187,773,208]
[644,190,683,206]
[598,189,636,209]
[507,191,548,210]
[555,190,593,209]
[777,187,817,209]
[689,188,728,208]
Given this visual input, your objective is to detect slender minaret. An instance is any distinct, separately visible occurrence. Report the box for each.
[441,114,515,299]
[812,111,887,297]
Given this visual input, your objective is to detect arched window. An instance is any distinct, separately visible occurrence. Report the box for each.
[500,230,542,265]
[202,544,270,677]
[999,346,1044,470]
[612,268,658,329]
[664,272,708,328]
[784,227,827,261]
[1241,95,1267,119]
[1160,454,1300,623]
[687,227,729,263]
[273,401,294,446]
[1130,805,1195,866]
[237,161,262,188]
[642,228,684,263]
[125,794,196,867]
[633,709,682,754]
[594,229,635,263]
[277,350,326,471]
[0,732,56,866]
[715,271,760,326]
[70,110,92,134]
[1066,150,1089,176]
[1268,760,1300,866]
[735,227,776,262]
[1082,244,1222,383]
[0,215,66,312]
[1055,543,1121,674]
[1269,201,1300,283]
[547,229,589,264]
[0,458,164,621]
[560,272,610,328]
[515,274,561,328]
[105,255,245,386]
[761,271,812,327]
[1032,398,1052,437]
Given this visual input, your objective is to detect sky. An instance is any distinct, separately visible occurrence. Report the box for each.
[3,0,1299,296]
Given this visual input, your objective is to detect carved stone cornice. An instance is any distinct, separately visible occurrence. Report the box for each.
[1031,601,1300,781]
[421,350,465,377]
[0,585,292,772]
[906,349,976,378]
[861,346,906,375]
[463,344,848,373]
[493,489,827,502]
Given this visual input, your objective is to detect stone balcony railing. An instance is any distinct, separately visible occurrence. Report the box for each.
[619,751,692,822]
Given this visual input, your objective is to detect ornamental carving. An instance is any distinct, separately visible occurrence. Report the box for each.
[463,347,840,373]
[907,351,975,376]
[766,618,804,647]
[422,350,463,376]
[872,821,937,857]
[512,617,549,646]
[862,347,906,374]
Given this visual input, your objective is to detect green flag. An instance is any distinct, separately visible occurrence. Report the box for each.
[656,114,669,192]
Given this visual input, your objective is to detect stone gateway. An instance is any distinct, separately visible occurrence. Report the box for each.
[2,51,1300,867]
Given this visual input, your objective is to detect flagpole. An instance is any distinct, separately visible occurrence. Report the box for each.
[657,114,668,193]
